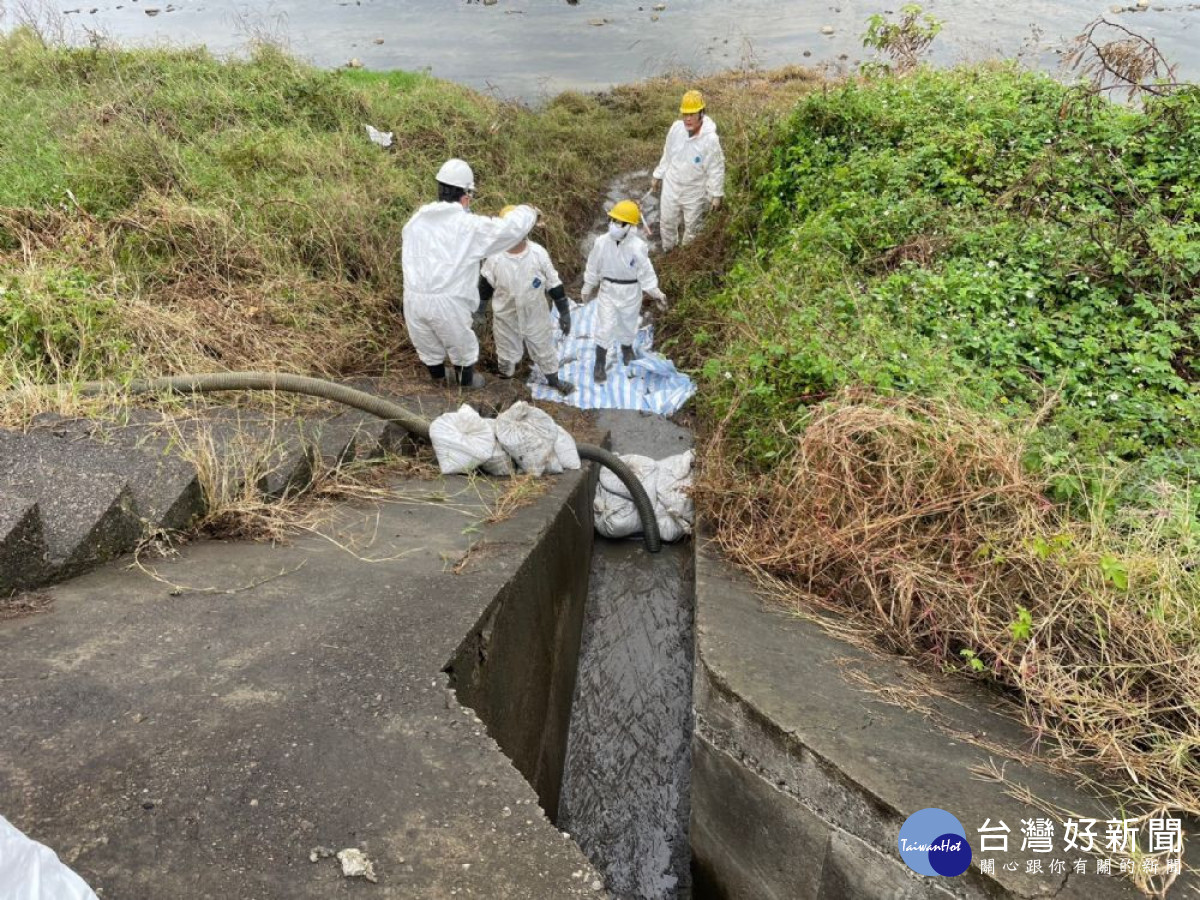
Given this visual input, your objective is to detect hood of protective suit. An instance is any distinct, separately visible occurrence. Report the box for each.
[689,115,718,139]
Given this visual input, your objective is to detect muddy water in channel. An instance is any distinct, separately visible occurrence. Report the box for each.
[559,539,695,900]
[12,1,1199,100]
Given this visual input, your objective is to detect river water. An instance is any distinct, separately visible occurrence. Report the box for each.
[6,0,1198,100]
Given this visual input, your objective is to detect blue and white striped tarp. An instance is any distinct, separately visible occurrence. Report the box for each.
[526,299,695,415]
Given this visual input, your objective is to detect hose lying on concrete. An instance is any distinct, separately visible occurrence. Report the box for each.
[78,371,662,553]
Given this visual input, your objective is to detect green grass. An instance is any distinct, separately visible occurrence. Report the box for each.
[0,28,712,385]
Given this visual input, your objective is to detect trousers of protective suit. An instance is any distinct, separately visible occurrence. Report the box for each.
[595,281,642,352]
[659,188,708,252]
[493,295,557,373]
[403,292,477,367]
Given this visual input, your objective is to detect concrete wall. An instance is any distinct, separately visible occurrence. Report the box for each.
[444,467,596,820]
[690,543,1179,900]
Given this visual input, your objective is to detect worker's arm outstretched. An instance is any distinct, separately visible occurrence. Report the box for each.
[464,205,538,263]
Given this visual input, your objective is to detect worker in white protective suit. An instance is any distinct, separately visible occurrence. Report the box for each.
[651,89,725,252]
[580,200,666,384]
[478,206,574,396]
[401,158,538,389]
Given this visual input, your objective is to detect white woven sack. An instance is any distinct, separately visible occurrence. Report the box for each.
[481,445,514,476]
[0,814,98,900]
[553,424,581,471]
[594,453,658,538]
[652,449,695,543]
[429,405,502,475]
[495,402,559,476]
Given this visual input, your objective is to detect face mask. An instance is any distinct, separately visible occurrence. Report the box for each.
[608,222,631,241]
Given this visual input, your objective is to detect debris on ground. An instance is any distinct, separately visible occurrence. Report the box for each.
[336,847,378,883]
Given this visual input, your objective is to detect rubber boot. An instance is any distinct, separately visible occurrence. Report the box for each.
[496,359,516,379]
[593,346,608,383]
[621,344,635,367]
[546,372,574,396]
[426,363,446,382]
[452,364,486,390]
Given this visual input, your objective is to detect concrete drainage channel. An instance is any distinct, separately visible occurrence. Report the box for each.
[558,411,697,900]
[444,410,698,900]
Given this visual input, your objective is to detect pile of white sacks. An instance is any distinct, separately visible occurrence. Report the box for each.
[430,402,580,477]
[428,402,694,543]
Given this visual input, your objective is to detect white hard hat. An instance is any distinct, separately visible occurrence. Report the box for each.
[436,158,475,192]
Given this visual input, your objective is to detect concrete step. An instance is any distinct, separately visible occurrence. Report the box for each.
[176,412,318,500]
[25,416,205,533]
[2,385,430,594]
[47,409,317,503]
[0,493,50,594]
[0,433,143,578]
[303,410,414,467]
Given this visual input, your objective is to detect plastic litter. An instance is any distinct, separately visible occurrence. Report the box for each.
[0,813,99,900]
[363,124,393,148]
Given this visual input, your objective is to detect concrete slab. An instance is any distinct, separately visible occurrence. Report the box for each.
[0,469,603,898]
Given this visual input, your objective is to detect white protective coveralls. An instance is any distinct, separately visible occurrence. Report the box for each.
[652,115,725,251]
[480,241,564,376]
[401,203,537,367]
[581,231,664,352]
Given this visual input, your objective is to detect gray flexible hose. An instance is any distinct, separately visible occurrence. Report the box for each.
[78,372,662,552]
[80,372,433,438]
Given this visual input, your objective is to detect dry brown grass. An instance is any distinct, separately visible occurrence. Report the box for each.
[482,474,549,525]
[0,590,54,620]
[697,388,1200,826]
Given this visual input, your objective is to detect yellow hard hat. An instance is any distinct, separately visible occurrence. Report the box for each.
[500,204,518,217]
[609,200,641,226]
[680,90,706,114]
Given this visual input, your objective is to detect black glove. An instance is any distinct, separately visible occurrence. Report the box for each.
[549,285,571,338]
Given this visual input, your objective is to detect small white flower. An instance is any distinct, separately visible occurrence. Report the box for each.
[1025,289,1036,300]
[900,352,908,360]
[1108,392,1120,402]
[1008,320,1016,327]
[987,260,999,269]
[723,371,733,380]
[1089,400,1098,407]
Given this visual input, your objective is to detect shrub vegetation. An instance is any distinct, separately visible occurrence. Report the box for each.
[677,62,1200,838]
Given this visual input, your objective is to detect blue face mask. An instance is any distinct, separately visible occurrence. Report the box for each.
[608,222,631,241]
